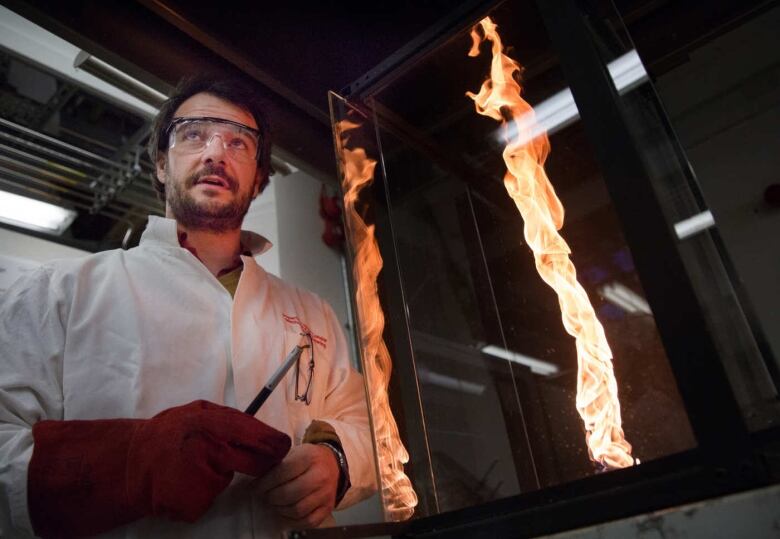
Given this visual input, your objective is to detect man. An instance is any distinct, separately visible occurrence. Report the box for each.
[0,76,376,538]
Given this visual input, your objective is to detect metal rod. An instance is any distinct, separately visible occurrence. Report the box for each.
[0,130,116,172]
[0,140,91,179]
[74,51,167,108]
[0,162,92,201]
[0,143,161,214]
[0,156,156,216]
[0,176,114,219]
[58,126,121,153]
[0,117,124,168]
[0,166,146,222]
[244,344,305,416]
[0,153,90,191]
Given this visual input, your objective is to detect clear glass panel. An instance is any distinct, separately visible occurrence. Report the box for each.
[331,0,701,518]
[581,0,780,430]
[329,95,437,518]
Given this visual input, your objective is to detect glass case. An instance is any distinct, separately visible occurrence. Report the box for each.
[327,0,778,532]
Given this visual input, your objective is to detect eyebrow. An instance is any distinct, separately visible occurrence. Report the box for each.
[171,116,260,135]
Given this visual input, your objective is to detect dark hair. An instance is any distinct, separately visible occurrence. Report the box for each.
[147,74,272,202]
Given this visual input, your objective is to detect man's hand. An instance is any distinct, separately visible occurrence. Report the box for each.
[258,443,340,529]
[28,400,291,538]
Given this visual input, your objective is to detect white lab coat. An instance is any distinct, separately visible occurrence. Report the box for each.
[0,216,376,538]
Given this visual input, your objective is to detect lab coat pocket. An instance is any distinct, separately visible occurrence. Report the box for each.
[283,329,315,406]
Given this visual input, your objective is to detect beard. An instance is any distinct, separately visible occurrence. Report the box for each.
[165,163,253,233]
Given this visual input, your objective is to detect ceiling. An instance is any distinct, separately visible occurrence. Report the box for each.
[1,0,484,183]
[0,0,770,251]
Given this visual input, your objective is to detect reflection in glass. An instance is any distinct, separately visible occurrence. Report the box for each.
[331,0,698,517]
[331,107,418,520]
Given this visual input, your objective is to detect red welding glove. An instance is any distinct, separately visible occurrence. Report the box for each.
[28,400,291,538]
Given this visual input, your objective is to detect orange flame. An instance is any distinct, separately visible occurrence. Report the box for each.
[335,118,418,519]
[466,17,635,469]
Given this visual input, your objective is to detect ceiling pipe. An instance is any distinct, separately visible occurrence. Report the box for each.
[74,50,168,108]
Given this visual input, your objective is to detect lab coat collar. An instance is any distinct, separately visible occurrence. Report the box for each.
[140,215,273,256]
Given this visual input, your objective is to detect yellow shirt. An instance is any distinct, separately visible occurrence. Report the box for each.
[217,265,243,298]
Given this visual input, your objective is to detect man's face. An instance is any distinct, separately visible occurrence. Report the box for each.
[157,93,261,233]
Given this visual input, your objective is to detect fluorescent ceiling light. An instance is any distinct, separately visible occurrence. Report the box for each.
[0,190,77,235]
[501,49,649,145]
[608,49,648,94]
[417,366,486,396]
[599,281,651,315]
[481,345,559,376]
[674,210,715,240]
[0,5,160,118]
[74,51,168,108]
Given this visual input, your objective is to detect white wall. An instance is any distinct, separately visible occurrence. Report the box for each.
[0,226,88,293]
[275,171,351,340]
[655,5,780,365]
[242,174,281,278]
[243,170,353,358]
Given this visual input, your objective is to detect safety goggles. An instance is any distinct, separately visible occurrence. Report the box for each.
[166,116,262,164]
[295,332,315,405]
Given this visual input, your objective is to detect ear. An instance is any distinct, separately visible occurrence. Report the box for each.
[251,170,262,199]
[156,155,168,184]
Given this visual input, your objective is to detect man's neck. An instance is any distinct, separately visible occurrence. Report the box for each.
[176,225,243,277]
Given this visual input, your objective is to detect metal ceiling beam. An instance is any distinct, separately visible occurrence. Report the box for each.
[91,122,151,213]
[136,0,330,125]
[1,0,339,184]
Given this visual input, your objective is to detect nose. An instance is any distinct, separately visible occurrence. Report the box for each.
[200,133,227,163]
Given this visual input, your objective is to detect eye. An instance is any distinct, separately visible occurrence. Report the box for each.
[228,137,249,150]
[181,125,206,141]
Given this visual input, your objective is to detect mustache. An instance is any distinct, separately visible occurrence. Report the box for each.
[186,165,237,192]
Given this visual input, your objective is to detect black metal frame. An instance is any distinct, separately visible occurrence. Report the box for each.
[534,0,750,453]
[311,0,780,537]
[291,437,779,538]
[340,0,498,99]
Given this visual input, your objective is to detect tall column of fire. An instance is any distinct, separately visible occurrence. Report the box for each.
[335,119,418,519]
[466,17,635,469]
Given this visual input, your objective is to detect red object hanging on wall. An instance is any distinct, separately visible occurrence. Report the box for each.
[320,184,345,251]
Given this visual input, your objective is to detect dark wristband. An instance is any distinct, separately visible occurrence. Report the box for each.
[317,440,351,505]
